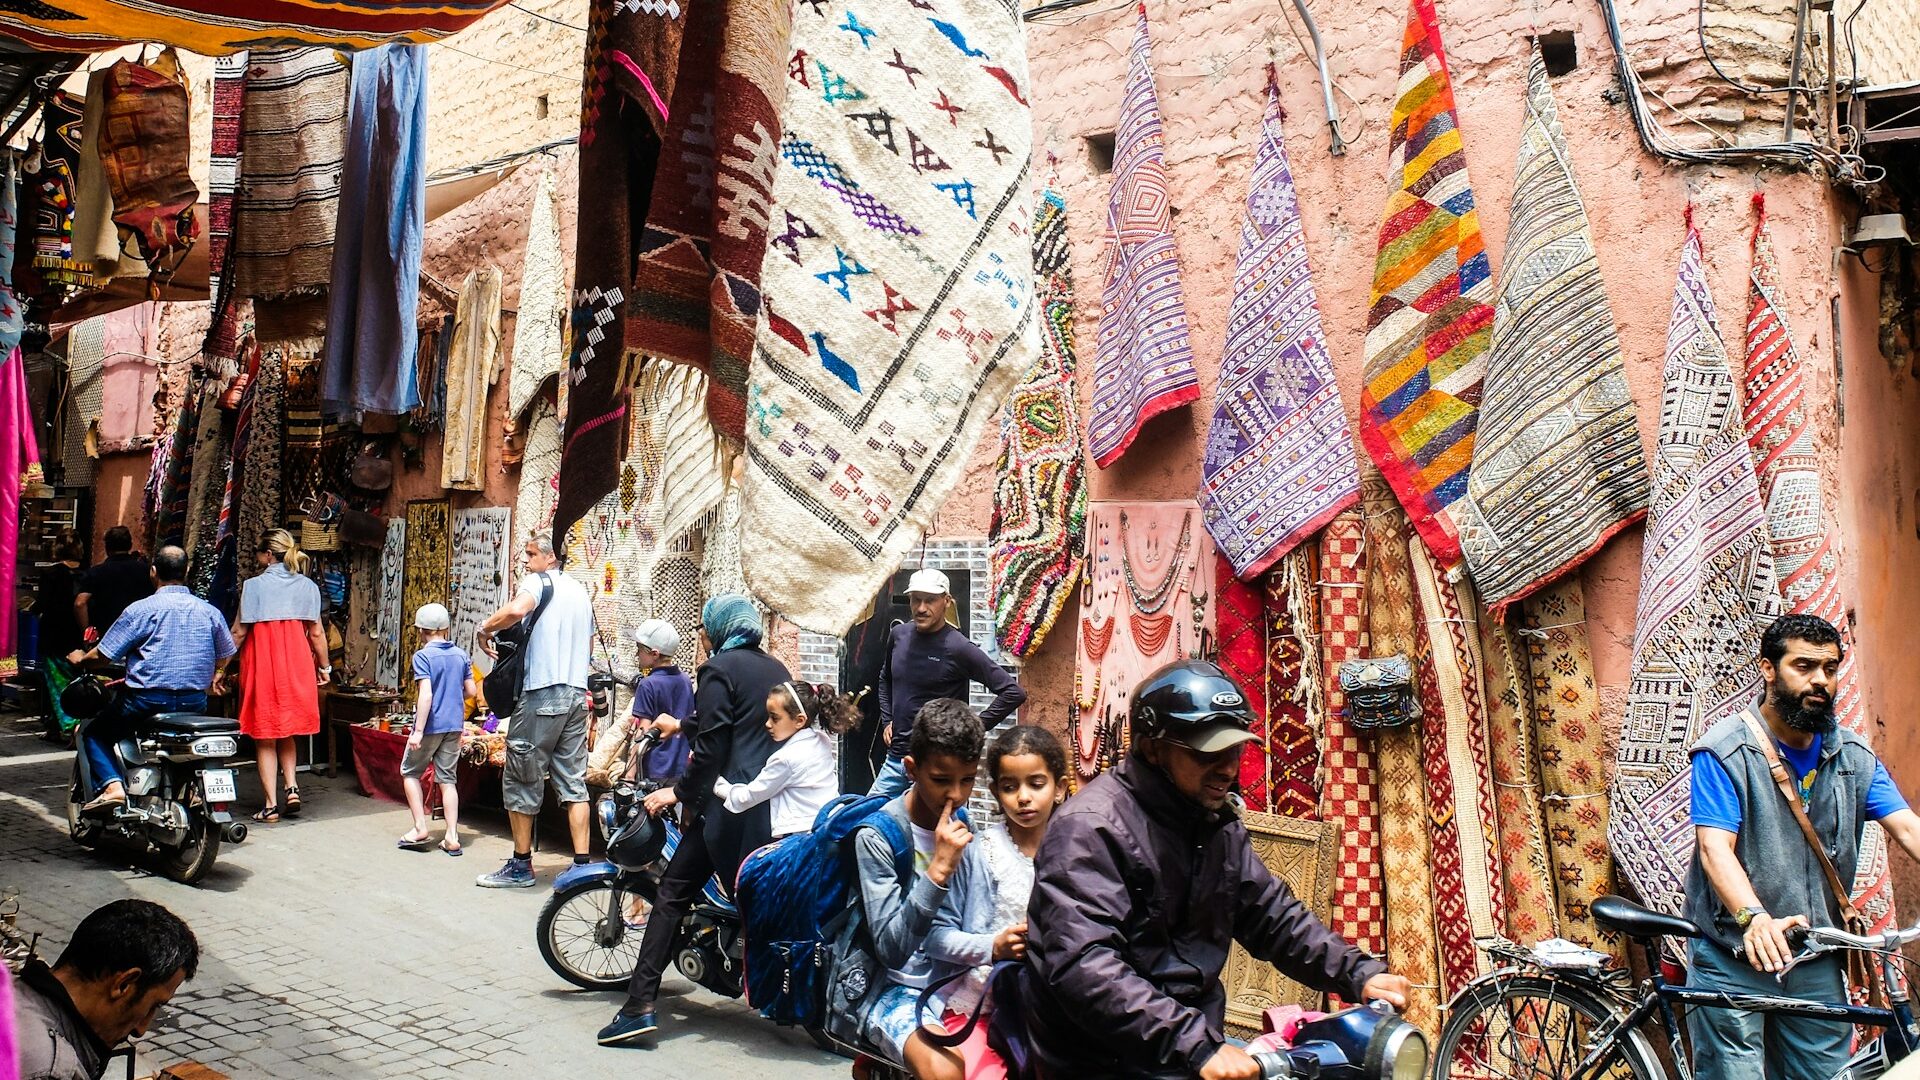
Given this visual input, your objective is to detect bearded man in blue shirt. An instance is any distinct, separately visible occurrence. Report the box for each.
[1685,613,1920,1079]
[67,545,236,815]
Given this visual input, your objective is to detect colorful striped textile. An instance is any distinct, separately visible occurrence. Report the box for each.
[1459,48,1646,609]
[1362,473,1441,1034]
[205,54,247,362]
[1316,512,1385,963]
[1612,215,1783,917]
[625,0,792,439]
[1517,579,1625,962]
[1266,548,1321,819]
[990,186,1089,659]
[1357,0,1493,571]
[1201,76,1359,580]
[739,0,1038,634]
[1409,539,1504,993]
[1743,196,1895,933]
[552,0,687,551]
[1474,583,1558,945]
[1085,5,1198,469]
[232,48,348,301]
[1218,557,1271,811]
[0,0,509,54]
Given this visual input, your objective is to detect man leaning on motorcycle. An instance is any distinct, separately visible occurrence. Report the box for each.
[1009,660,1413,1080]
[66,545,236,815]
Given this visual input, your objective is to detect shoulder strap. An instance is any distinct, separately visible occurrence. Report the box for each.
[525,572,556,630]
[1738,711,1862,924]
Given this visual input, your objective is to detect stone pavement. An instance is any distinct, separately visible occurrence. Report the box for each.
[0,715,851,1079]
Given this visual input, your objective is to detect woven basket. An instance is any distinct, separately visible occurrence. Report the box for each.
[301,518,342,552]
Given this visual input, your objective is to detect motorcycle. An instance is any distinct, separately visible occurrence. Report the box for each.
[61,669,248,885]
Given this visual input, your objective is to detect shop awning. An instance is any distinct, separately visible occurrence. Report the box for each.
[0,0,511,56]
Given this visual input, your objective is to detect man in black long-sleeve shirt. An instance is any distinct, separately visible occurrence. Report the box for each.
[868,568,1026,798]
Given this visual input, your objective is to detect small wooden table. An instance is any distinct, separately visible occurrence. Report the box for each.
[321,688,399,777]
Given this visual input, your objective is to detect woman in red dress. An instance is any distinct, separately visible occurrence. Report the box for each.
[228,529,328,822]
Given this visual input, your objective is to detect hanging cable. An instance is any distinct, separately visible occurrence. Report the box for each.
[508,2,586,32]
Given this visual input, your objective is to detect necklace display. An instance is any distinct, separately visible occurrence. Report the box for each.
[1129,610,1173,656]
[1082,612,1115,663]
[1119,509,1192,614]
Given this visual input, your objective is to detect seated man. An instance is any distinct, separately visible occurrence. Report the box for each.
[1686,613,1920,1079]
[1019,660,1410,1080]
[68,545,236,814]
[13,899,198,1080]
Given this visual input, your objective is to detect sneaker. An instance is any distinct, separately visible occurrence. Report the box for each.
[475,857,536,888]
[597,1010,658,1046]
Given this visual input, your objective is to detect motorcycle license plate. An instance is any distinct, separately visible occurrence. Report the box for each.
[201,769,238,802]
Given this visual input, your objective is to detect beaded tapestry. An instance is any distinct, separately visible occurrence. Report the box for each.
[375,519,406,690]
[739,0,1038,634]
[400,500,451,672]
[1612,217,1782,917]
[449,507,510,671]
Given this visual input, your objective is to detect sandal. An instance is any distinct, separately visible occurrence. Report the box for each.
[398,831,435,851]
[252,806,280,823]
[441,841,464,857]
[283,787,302,817]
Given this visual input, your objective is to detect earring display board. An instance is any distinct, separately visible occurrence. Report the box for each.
[449,507,510,674]
[400,500,449,670]
[1220,811,1341,1036]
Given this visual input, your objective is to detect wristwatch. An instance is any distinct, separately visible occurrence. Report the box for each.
[1733,906,1767,928]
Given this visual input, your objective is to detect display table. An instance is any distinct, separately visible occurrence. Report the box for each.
[346,723,493,811]
[322,688,399,777]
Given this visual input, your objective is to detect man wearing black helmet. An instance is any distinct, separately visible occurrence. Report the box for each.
[1017,659,1411,1080]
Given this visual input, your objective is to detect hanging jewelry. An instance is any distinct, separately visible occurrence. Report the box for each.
[1129,610,1174,656]
[1082,612,1116,663]
[1120,510,1193,614]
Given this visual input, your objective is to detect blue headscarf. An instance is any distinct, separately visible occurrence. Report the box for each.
[702,594,763,653]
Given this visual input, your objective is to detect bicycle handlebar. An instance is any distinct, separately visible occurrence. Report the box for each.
[1771,921,1920,980]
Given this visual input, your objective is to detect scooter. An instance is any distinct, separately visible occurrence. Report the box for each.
[536,728,743,993]
[62,669,248,885]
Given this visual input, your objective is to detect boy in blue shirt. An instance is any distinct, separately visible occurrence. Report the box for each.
[400,604,477,855]
[624,620,695,784]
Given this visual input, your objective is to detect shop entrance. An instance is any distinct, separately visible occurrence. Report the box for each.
[835,567,974,793]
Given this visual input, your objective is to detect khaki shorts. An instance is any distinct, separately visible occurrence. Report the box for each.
[502,684,589,814]
[400,731,461,783]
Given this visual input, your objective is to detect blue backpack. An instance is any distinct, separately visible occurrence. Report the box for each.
[737,794,912,1027]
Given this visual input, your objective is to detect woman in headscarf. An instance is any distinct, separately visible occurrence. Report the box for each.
[225,529,327,823]
[599,594,793,1046]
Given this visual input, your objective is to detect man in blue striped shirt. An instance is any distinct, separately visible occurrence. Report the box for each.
[68,545,236,814]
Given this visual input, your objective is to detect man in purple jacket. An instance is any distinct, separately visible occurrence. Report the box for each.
[1019,660,1410,1080]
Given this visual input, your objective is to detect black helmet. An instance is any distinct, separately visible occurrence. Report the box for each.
[60,672,114,720]
[1129,660,1262,753]
[605,805,666,870]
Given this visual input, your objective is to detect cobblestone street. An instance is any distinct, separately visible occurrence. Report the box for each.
[0,715,848,1079]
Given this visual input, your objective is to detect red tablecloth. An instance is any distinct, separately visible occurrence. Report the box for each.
[347,724,491,811]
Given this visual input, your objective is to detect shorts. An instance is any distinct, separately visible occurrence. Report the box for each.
[400,731,462,783]
[503,684,589,814]
[939,1009,1008,1080]
[864,982,943,1061]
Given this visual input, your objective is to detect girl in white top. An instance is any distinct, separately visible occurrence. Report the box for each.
[713,681,856,837]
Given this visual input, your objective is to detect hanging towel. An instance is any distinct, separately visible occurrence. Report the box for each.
[1085,6,1197,469]
[321,43,426,416]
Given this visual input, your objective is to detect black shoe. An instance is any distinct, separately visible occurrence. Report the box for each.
[597,1010,658,1046]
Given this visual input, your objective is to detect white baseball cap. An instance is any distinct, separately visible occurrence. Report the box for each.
[906,568,950,597]
[414,603,451,631]
[633,619,680,656]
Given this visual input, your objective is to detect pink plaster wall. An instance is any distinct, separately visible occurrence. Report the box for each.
[927,0,1908,900]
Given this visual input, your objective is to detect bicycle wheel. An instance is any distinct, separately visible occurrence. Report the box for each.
[1436,973,1665,1080]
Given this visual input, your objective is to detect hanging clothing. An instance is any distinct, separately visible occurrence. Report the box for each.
[321,44,426,416]
[440,266,502,491]
[98,54,201,283]
[0,161,42,679]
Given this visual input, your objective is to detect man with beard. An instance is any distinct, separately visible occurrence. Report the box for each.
[1685,614,1920,1079]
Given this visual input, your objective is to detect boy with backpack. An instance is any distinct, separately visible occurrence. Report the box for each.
[837,698,984,1064]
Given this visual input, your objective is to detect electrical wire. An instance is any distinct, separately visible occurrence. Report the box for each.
[434,42,576,82]
[507,1,586,31]
[1696,0,1821,95]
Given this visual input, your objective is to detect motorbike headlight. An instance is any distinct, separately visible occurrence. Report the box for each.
[190,736,237,757]
[595,793,621,841]
[1377,1018,1427,1080]
[1289,1002,1429,1080]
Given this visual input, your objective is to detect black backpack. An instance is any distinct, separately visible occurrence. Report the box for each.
[483,573,553,719]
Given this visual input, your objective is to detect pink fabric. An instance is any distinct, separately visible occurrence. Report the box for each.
[0,344,42,677]
[0,963,16,1080]
[98,304,160,451]
[1246,1005,1331,1052]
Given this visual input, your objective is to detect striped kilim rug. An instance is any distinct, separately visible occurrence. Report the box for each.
[205,52,246,355]
[1476,592,1557,945]
[1517,579,1624,962]
[1743,196,1895,933]
[1266,548,1321,819]
[990,185,1088,659]
[1409,539,1504,992]
[1362,472,1440,1034]
[1459,47,1647,609]
[232,47,347,301]
[1199,75,1358,578]
[1218,557,1271,811]
[1316,511,1385,963]
[1085,6,1197,469]
[740,0,1038,634]
[1357,0,1493,572]
[1612,214,1783,917]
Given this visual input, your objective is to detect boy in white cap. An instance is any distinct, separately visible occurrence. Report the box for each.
[623,619,695,785]
[869,567,1026,797]
[399,603,476,854]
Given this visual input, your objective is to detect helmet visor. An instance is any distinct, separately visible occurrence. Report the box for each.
[1166,720,1262,754]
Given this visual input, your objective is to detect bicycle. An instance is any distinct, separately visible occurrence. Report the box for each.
[1433,894,1920,1080]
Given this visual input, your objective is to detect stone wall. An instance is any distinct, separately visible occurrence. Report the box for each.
[423,0,588,176]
